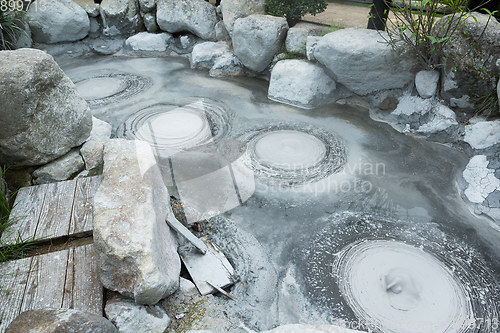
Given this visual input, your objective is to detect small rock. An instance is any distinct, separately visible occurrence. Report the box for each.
[285,27,308,55]
[179,277,199,296]
[5,308,118,333]
[89,17,101,38]
[464,120,500,149]
[143,12,158,32]
[415,70,439,99]
[268,59,336,109]
[220,0,266,38]
[33,149,85,184]
[306,35,321,61]
[190,41,231,70]
[81,141,104,170]
[89,117,113,143]
[125,32,173,52]
[215,21,230,41]
[139,0,156,12]
[105,296,171,333]
[210,54,245,77]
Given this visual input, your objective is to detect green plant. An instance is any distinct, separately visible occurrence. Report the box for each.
[376,0,497,70]
[266,0,328,27]
[319,21,344,36]
[0,8,27,50]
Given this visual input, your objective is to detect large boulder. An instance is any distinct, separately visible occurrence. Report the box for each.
[232,14,288,72]
[438,13,500,112]
[220,0,266,38]
[156,0,218,41]
[93,139,181,305]
[0,49,92,168]
[27,0,90,43]
[5,308,118,333]
[268,59,337,109]
[314,28,415,95]
[100,0,143,36]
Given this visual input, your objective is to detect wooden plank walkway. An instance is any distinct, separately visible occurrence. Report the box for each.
[0,176,105,332]
[1,176,102,245]
[0,244,103,332]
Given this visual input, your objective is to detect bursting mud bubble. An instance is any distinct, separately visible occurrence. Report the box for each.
[299,213,500,333]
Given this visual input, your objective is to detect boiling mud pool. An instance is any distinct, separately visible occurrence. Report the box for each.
[60,55,500,332]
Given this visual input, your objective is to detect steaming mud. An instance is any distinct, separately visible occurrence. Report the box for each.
[238,123,346,186]
[73,71,152,108]
[117,98,234,155]
[300,213,500,333]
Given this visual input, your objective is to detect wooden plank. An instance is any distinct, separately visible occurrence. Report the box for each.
[1,185,47,245]
[62,244,103,316]
[0,257,32,332]
[35,180,77,240]
[69,176,103,235]
[20,250,70,312]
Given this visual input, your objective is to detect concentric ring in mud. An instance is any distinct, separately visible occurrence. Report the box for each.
[74,73,151,107]
[239,123,346,186]
[117,98,234,154]
[301,213,500,333]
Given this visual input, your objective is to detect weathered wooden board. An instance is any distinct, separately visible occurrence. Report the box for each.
[1,176,102,245]
[62,244,103,315]
[35,180,77,241]
[0,244,104,332]
[0,256,32,333]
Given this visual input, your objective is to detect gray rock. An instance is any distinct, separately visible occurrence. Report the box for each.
[415,70,439,98]
[89,37,125,54]
[33,149,85,184]
[100,0,143,37]
[139,0,156,12]
[209,54,245,77]
[179,277,198,295]
[314,28,415,95]
[0,49,92,167]
[464,120,500,150]
[168,33,200,54]
[190,41,231,70]
[220,0,266,38]
[105,296,171,333]
[27,0,90,43]
[498,78,500,107]
[268,59,336,109]
[89,17,101,38]
[89,117,113,143]
[285,27,308,55]
[438,13,500,112]
[81,3,101,17]
[306,35,321,61]
[5,308,118,333]
[215,21,230,41]
[416,103,458,139]
[93,139,181,304]
[81,141,105,170]
[125,32,172,52]
[156,0,218,41]
[232,14,288,72]
[15,21,32,49]
[143,12,158,32]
